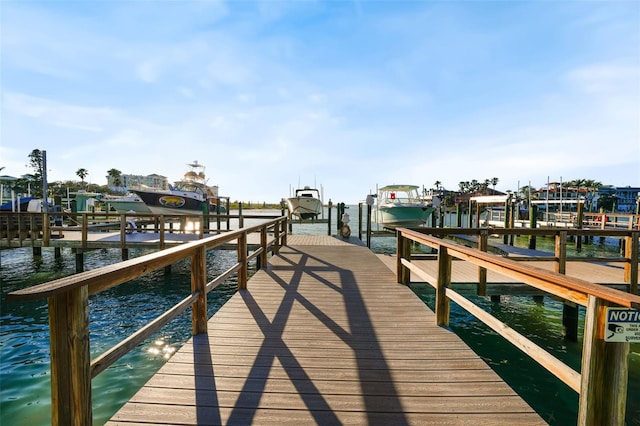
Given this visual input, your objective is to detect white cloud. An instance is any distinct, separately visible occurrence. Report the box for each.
[1,1,638,203]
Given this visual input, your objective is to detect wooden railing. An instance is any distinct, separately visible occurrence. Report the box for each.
[583,212,640,230]
[0,211,278,249]
[408,227,638,294]
[5,216,288,425]
[396,227,640,426]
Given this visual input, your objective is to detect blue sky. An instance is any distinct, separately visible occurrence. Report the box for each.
[1,0,639,204]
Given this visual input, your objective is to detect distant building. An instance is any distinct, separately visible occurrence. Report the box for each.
[454,188,506,206]
[0,175,19,199]
[537,182,579,200]
[534,183,639,213]
[596,186,640,213]
[106,173,168,192]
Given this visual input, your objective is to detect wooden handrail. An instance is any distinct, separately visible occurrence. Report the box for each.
[406,227,639,295]
[400,228,640,308]
[6,219,283,301]
[396,227,639,426]
[5,216,288,425]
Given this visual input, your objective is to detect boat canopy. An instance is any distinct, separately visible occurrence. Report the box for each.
[378,185,420,192]
[469,195,510,204]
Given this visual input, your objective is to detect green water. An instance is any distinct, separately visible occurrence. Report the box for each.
[1,209,639,424]
[1,247,242,425]
[410,286,640,425]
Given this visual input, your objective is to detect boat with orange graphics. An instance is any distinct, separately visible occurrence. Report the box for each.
[132,161,226,215]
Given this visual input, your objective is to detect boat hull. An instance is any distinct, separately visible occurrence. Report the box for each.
[132,190,224,215]
[106,200,151,213]
[377,206,436,228]
[0,197,38,212]
[287,197,323,219]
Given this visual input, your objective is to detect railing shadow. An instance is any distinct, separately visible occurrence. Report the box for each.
[193,333,221,425]
[227,245,408,425]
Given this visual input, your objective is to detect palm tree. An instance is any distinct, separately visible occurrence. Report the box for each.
[583,179,602,212]
[491,177,499,192]
[25,149,45,197]
[76,168,89,187]
[519,185,536,201]
[107,168,123,189]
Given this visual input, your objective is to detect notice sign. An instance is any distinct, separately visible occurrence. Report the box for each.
[605,308,640,343]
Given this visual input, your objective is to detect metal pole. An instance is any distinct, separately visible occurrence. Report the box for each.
[42,150,49,212]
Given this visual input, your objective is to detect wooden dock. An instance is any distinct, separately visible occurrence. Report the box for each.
[107,236,544,425]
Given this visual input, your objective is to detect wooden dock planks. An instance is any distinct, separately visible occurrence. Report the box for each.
[106,236,545,425]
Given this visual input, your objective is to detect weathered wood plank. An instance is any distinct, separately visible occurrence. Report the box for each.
[107,239,545,425]
[110,404,544,425]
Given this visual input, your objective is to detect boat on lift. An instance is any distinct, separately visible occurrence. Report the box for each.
[375,184,435,228]
[287,186,323,220]
[132,161,226,215]
[103,193,150,213]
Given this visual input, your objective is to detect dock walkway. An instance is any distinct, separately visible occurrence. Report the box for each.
[107,236,544,425]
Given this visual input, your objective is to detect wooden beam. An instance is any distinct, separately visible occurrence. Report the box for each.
[578,296,629,425]
[435,246,451,327]
[237,232,248,290]
[446,287,581,392]
[48,287,91,425]
[191,246,207,335]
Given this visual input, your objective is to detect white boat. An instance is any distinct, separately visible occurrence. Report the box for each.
[132,161,226,215]
[104,194,150,213]
[287,186,323,220]
[375,184,435,228]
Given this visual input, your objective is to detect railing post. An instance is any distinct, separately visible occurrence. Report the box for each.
[120,214,126,250]
[259,225,268,269]
[17,212,24,242]
[503,197,510,244]
[576,202,584,250]
[216,201,221,233]
[477,229,488,296]
[29,214,36,244]
[578,296,629,425]
[366,203,372,248]
[528,205,537,249]
[281,218,288,247]
[273,222,281,254]
[327,200,332,236]
[191,246,207,335]
[624,232,638,294]
[48,286,91,426]
[43,212,51,247]
[435,245,451,326]
[358,202,363,241]
[555,231,567,274]
[237,231,248,289]
[396,231,411,284]
[159,215,166,250]
[81,213,88,251]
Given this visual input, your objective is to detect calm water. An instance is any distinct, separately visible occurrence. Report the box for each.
[1,208,638,424]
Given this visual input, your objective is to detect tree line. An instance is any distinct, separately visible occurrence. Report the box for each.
[1,149,124,198]
[426,177,606,208]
